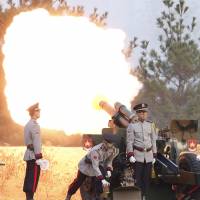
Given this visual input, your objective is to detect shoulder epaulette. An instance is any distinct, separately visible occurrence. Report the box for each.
[131,119,139,124]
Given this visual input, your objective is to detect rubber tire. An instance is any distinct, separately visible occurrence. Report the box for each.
[80,177,110,200]
[178,153,200,173]
[178,153,200,199]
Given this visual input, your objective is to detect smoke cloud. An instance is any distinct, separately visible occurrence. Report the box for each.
[3,9,142,134]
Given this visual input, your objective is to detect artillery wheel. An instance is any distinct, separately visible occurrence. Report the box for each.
[80,177,111,200]
[176,153,200,199]
[179,152,200,173]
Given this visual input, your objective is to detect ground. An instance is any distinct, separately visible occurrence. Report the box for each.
[0,146,86,200]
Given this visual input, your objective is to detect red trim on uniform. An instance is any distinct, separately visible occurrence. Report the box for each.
[187,185,200,195]
[176,185,200,200]
[32,163,38,192]
[133,145,152,152]
[35,153,43,159]
[106,167,112,171]
[97,175,104,180]
[127,152,134,158]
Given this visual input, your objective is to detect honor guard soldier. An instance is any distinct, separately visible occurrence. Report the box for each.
[23,103,42,200]
[65,132,119,200]
[126,103,157,200]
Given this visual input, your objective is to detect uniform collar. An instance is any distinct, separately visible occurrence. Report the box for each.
[31,118,38,123]
[101,143,108,151]
[138,119,146,123]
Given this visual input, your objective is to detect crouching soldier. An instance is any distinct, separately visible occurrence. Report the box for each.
[65,132,118,200]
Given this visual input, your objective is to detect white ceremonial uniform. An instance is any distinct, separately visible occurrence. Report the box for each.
[126,120,157,163]
[23,119,42,161]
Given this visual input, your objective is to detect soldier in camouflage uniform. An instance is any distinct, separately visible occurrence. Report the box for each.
[126,103,157,200]
[65,132,118,200]
[23,103,43,200]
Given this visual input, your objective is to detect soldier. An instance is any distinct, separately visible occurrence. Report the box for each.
[126,103,157,200]
[23,103,43,200]
[65,132,118,200]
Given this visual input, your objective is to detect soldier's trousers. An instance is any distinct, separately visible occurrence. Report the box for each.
[67,166,106,196]
[134,161,152,196]
[23,160,41,195]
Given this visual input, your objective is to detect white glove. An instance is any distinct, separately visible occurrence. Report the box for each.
[152,158,156,164]
[102,179,110,187]
[129,156,136,163]
[36,159,49,171]
[106,170,112,178]
[196,155,200,161]
[36,159,43,166]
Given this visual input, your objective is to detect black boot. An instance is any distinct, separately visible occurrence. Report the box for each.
[65,194,72,200]
[26,192,34,200]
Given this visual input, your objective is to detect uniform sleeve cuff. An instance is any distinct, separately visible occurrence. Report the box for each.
[97,175,104,180]
[127,152,134,158]
[106,167,112,171]
[35,153,43,159]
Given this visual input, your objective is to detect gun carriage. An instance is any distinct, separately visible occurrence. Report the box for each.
[80,101,200,200]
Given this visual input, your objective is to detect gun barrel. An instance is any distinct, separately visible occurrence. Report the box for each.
[99,101,130,128]
[99,101,117,116]
[114,102,135,122]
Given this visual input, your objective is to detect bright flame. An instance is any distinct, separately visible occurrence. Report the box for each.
[2,9,142,134]
[92,95,109,110]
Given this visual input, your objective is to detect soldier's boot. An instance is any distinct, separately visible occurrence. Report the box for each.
[25,192,34,200]
[65,194,72,200]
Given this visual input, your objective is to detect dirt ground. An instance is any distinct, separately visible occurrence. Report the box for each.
[0,146,86,200]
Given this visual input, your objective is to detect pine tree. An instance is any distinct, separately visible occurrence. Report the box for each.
[132,0,200,127]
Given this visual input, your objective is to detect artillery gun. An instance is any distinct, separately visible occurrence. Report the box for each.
[155,120,200,200]
[80,101,200,200]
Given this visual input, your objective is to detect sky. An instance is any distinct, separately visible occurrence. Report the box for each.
[66,0,200,66]
[1,0,200,65]
[1,0,200,133]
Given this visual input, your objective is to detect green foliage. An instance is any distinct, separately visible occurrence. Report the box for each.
[132,0,200,127]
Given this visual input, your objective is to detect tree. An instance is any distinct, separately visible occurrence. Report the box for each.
[131,0,200,127]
